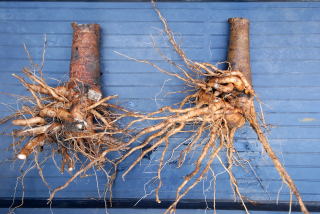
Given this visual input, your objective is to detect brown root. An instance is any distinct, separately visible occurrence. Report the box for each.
[247,109,309,214]
[12,117,46,126]
[2,67,132,203]
[39,107,74,122]
[17,134,46,160]
[13,124,52,137]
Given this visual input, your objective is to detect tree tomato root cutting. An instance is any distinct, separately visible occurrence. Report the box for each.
[114,5,309,214]
[1,23,133,204]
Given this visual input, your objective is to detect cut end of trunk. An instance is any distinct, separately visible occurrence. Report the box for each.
[228,17,249,25]
[68,167,74,172]
[17,153,27,160]
[71,22,100,33]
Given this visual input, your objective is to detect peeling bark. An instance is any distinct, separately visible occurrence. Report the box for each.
[70,23,101,93]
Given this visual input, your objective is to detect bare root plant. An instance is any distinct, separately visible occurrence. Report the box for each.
[112,4,309,214]
[0,23,133,208]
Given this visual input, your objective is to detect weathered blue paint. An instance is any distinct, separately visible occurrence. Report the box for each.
[0,1,320,213]
[0,208,309,214]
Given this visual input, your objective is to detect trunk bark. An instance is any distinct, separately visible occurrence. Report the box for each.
[227,18,252,85]
[70,23,101,93]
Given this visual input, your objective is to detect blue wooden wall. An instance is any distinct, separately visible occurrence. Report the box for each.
[0,1,320,213]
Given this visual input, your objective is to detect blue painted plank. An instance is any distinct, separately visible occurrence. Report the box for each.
[208,22,320,35]
[1,20,320,36]
[0,8,206,22]
[1,2,320,9]
[2,46,320,63]
[3,7,320,22]
[1,1,320,11]
[2,59,320,75]
[0,208,312,214]
[0,34,204,48]
[3,34,320,49]
[0,169,319,198]
[1,157,319,180]
[0,21,204,35]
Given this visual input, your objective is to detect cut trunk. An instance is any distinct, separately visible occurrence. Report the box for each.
[70,23,102,99]
[227,17,309,214]
[227,18,252,84]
